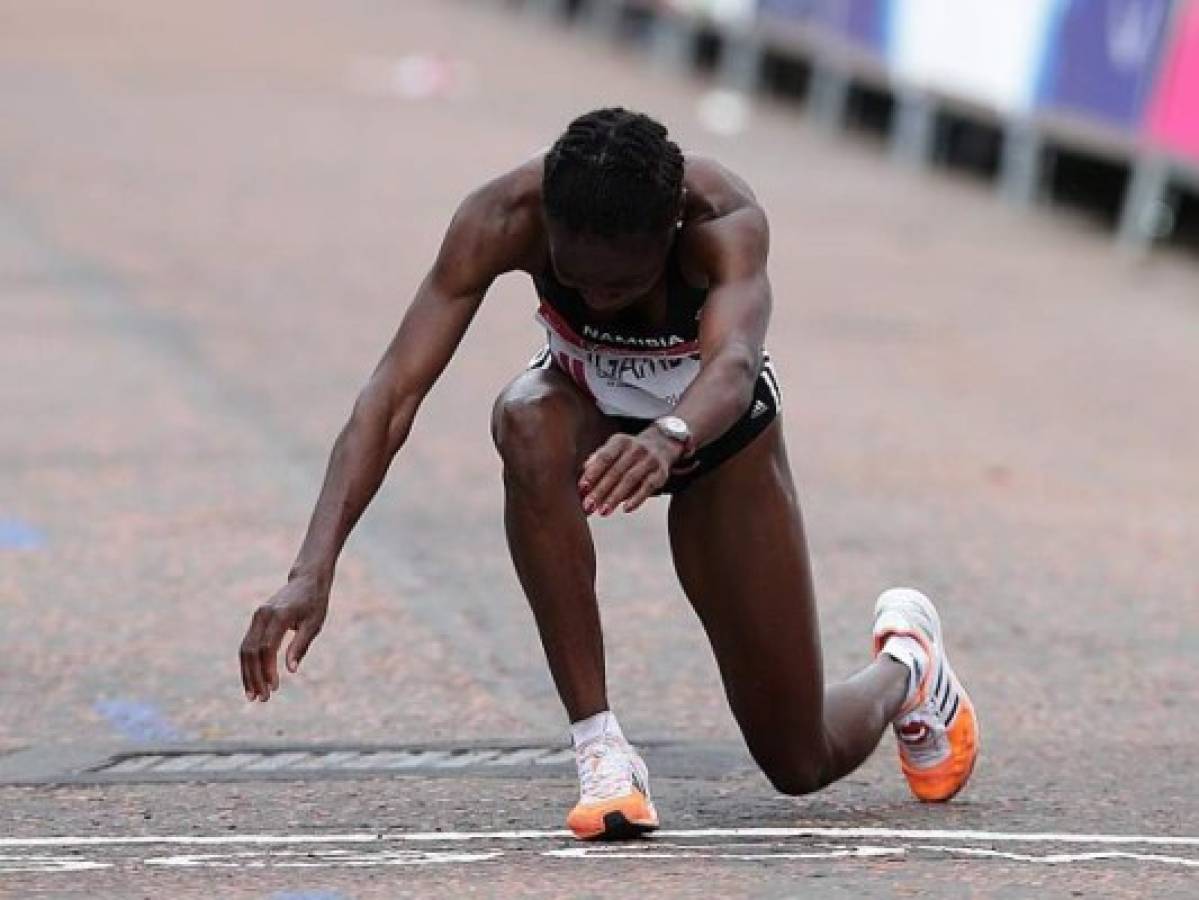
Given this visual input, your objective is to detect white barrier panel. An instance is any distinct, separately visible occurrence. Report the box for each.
[667,0,757,26]
[890,0,1059,113]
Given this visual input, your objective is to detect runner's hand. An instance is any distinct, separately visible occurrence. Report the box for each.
[578,429,685,516]
[239,576,328,702]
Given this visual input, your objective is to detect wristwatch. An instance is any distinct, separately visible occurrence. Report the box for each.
[653,415,694,457]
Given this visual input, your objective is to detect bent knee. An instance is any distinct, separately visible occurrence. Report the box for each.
[491,378,580,484]
[762,761,830,797]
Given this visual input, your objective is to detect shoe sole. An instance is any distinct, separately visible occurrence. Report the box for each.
[593,810,659,841]
[567,791,659,841]
[934,745,979,802]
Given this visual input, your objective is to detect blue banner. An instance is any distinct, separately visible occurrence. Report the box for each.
[1037,0,1174,127]
[812,0,889,50]
[756,0,889,51]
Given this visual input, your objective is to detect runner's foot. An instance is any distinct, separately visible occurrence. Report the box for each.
[873,587,980,802]
[566,734,659,840]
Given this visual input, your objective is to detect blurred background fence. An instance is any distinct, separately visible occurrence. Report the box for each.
[507,0,1199,256]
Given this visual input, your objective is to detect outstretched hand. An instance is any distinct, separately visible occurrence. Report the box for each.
[239,576,328,702]
[578,429,685,516]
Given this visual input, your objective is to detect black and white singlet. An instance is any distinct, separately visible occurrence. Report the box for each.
[526,241,782,493]
[530,242,779,420]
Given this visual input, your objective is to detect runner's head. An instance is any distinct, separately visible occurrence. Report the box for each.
[543,108,684,311]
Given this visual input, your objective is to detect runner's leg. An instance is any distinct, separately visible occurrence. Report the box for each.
[491,366,618,722]
[667,420,909,793]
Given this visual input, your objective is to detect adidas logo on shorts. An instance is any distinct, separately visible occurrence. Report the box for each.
[751,399,769,419]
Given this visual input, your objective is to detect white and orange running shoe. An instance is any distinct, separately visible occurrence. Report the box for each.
[566,734,659,840]
[873,587,980,802]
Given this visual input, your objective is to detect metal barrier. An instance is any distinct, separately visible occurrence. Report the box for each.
[507,0,1199,252]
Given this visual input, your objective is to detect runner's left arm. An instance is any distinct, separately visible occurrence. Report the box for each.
[666,204,771,450]
[579,204,770,514]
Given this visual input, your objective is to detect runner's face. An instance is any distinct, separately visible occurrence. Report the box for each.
[547,226,673,313]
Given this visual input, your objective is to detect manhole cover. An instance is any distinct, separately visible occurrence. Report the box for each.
[93,745,575,778]
[0,740,752,785]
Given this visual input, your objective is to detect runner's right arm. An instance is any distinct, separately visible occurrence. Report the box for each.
[239,178,535,702]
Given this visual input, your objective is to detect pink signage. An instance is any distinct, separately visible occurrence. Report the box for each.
[1148,0,1199,161]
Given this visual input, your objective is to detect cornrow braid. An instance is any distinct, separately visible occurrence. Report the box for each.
[543,108,685,237]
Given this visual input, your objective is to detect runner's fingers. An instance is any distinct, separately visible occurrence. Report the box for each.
[239,610,269,700]
[580,436,630,494]
[579,451,610,494]
[286,621,320,673]
[602,462,656,515]
[581,439,615,477]
[582,441,629,506]
[587,447,643,513]
[238,637,256,700]
[622,469,664,513]
[256,615,288,699]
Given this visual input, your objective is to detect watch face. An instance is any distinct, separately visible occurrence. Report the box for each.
[658,416,689,441]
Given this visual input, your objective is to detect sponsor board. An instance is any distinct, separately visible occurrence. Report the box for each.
[1037,0,1173,128]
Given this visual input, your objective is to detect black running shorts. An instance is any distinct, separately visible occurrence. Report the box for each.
[612,362,781,495]
[529,350,782,496]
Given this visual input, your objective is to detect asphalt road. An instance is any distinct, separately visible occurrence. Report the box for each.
[1,0,1197,896]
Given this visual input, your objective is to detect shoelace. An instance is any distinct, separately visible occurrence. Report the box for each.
[576,735,635,802]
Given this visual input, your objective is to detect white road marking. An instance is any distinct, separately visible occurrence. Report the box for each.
[0,855,112,874]
[0,834,422,849]
[6,840,1198,873]
[547,845,905,861]
[3,827,1198,874]
[145,849,503,868]
[660,827,1199,847]
[920,845,1199,868]
[4,826,1198,849]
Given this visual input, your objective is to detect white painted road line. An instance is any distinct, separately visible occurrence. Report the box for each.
[919,845,1199,868]
[3,826,1199,849]
[0,856,112,873]
[3,842,1198,874]
[3,830,1199,874]
[657,827,1199,847]
[547,846,906,861]
[144,849,505,868]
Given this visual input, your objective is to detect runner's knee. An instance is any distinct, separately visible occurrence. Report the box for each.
[762,760,830,797]
[754,738,833,796]
[491,382,577,490]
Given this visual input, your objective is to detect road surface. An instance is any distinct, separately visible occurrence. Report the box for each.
[1,0,1196,895]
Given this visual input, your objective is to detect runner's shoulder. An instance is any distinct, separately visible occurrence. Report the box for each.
[680,155,768,279]
[682,155,765,225]
[446,156,546,277]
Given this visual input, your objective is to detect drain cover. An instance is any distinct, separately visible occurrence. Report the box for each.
[93,745,575,778]
[0,740,752,785]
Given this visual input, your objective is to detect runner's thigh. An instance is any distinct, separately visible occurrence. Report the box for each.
[667,421,826,767]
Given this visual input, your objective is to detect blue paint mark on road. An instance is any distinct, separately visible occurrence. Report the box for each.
[0,518,46,550]
[93,698,186,743]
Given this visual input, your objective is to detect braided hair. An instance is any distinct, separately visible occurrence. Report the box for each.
[543,108,685,237]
